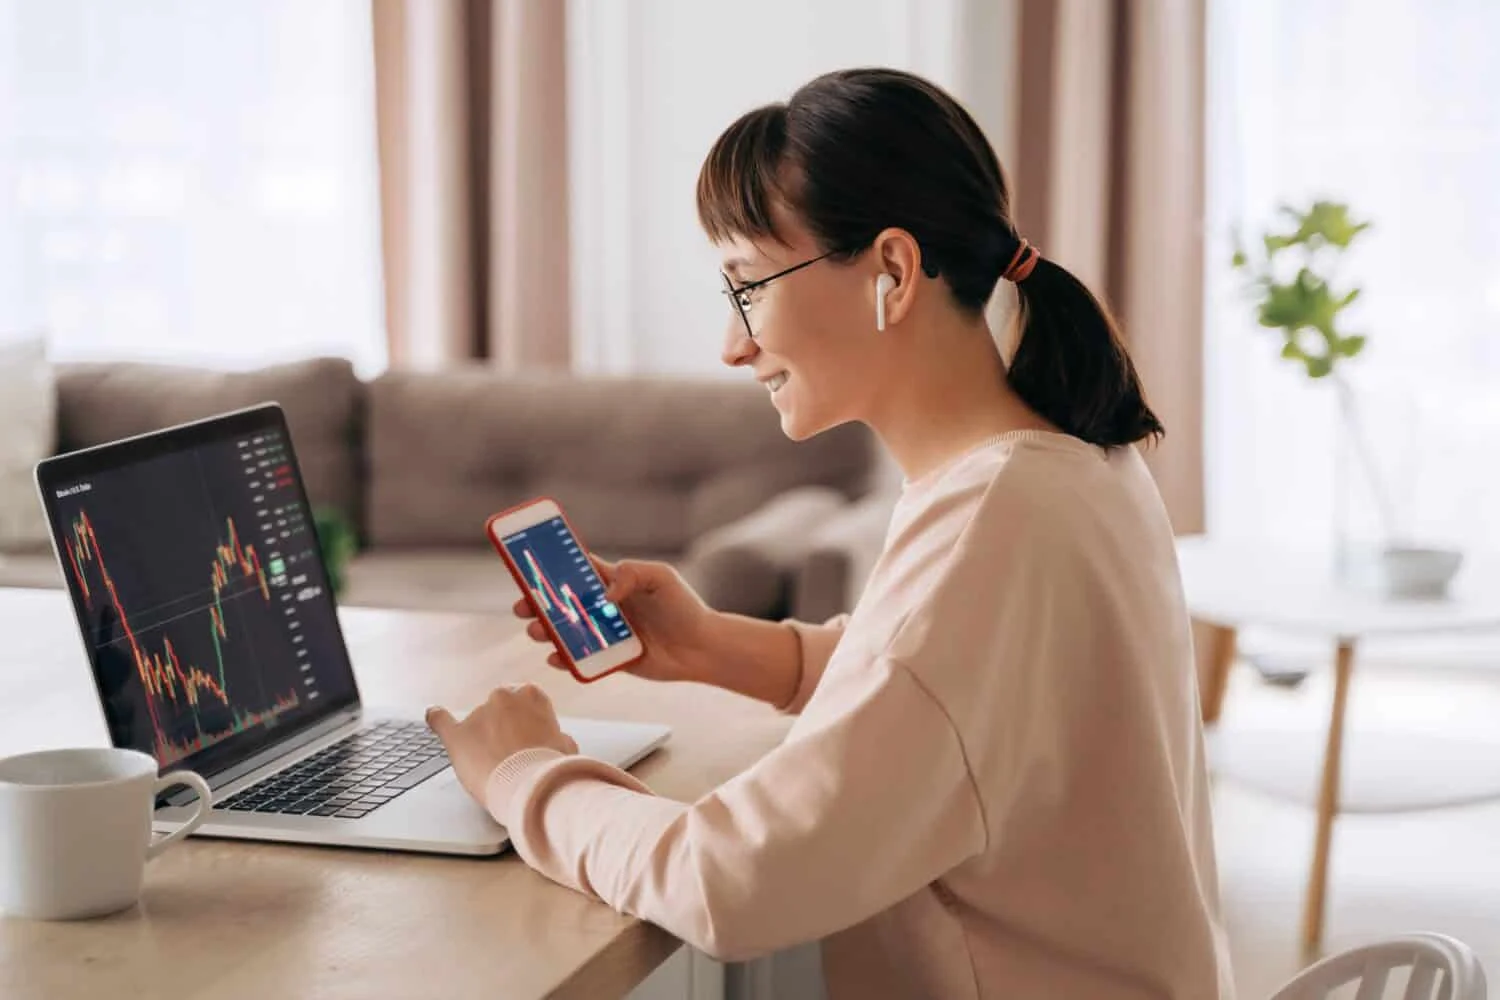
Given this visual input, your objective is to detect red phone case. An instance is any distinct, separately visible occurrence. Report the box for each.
[485,497,645,684]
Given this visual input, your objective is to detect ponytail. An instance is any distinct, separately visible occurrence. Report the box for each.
[1005,244,1163,448]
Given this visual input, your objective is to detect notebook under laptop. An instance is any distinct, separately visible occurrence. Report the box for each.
[33,403,669,856]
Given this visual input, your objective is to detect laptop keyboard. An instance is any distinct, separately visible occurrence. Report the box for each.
[217,721,450,820]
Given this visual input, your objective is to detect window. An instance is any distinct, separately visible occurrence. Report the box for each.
[1205,0,1500,556]
[0,0,386,373]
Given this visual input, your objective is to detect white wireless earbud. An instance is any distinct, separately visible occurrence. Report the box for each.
[875,274,895,332]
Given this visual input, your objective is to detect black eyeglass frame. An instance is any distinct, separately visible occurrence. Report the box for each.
[719,250,839,339]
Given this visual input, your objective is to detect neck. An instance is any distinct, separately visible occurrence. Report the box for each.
[863,312,1051,482]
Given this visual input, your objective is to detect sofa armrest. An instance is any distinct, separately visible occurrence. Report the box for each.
[678,486,849,618]
[790,490,897,623]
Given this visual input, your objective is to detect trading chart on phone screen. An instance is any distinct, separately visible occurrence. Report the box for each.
[502,516,633,661]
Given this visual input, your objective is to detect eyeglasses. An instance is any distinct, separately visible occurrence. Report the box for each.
[720,250,838,339]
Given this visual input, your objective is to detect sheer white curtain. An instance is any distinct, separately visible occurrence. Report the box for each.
[1205,0,1500,557]
[0,0,386,373]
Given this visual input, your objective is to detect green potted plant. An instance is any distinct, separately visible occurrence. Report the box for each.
[313,507,358,600]
[1230,200,1462,597]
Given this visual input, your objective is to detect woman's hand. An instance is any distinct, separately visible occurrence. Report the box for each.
[513,556,718,686]
[425,684,578,806]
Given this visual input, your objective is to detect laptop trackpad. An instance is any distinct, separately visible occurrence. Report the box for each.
[367,717,668,833]
[371,766,501,836]
[562,717,671,772]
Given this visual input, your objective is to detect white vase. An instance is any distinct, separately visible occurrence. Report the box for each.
[1331,378,1384,585]
[1331,376,1464,598]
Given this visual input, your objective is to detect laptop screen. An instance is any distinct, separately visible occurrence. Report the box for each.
[37,405,360,778]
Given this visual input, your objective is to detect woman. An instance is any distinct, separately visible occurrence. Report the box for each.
[427,68,1233,999]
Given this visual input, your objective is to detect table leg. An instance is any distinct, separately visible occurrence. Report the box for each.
[1200,624,1237,725]
[1301,638,1356,963]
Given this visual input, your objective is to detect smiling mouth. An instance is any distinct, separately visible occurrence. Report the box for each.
[765,372,788,392]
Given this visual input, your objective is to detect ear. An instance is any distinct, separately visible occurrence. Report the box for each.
[870,228,922,330]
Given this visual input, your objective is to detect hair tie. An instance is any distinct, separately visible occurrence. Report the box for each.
[1002,238,1040,283]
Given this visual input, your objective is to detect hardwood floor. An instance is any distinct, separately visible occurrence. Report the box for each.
[1210,639,1500,998]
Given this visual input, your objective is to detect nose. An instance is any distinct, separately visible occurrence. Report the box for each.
[721,315,758,369]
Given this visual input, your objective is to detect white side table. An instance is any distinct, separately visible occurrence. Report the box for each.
[1176,535,1500,962]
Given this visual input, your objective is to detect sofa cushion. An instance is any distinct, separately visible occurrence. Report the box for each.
[0,551,64,590]
[364,370,874,553]
[338,545,766,620]
[679,485,851,617]
[339,550,520,615]
[0,336,55,550]
[338,546,676,614]
[54,359,363,528]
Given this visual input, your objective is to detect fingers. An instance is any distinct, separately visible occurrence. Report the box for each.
[604,562,639,602]
[523,621,570,669]
[589,553,616,582]
[426,685,549,740]
[512,596,537,619]
[425,706,456,736]
[518,681,551,707]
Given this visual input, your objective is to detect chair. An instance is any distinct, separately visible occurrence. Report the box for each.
[1269,932,1487,1000]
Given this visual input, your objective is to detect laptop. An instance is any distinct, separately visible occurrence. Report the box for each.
[34,403,670,856]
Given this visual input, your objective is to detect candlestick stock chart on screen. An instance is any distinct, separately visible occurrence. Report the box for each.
[48,428,356,768]
[501,516,633,663]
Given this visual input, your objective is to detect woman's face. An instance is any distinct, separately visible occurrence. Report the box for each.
[716,207,883,441]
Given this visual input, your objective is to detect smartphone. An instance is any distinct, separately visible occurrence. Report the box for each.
[485,498,645,682]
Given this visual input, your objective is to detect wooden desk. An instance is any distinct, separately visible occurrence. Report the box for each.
[0,588,792,1000]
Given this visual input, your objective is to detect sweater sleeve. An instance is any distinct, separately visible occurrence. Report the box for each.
[484,652,985,963]
[778,613,848,714]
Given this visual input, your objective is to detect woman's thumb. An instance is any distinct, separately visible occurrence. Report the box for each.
[604,561,638,602]
[589,553,616,583]
[425,706,456,736]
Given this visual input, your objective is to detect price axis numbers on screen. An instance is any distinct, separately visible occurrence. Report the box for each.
[236,433,322,703]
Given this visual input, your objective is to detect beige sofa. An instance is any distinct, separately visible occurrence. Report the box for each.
[0,358,894,622]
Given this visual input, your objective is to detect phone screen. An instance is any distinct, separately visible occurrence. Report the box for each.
[499,516,634,662]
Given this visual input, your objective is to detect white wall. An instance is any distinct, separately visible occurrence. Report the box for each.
[567,0,1018,377]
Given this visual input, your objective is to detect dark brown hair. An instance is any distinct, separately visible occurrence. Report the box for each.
[696,67,1163,449]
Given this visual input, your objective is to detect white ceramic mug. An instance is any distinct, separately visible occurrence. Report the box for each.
[0,747,212,920]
